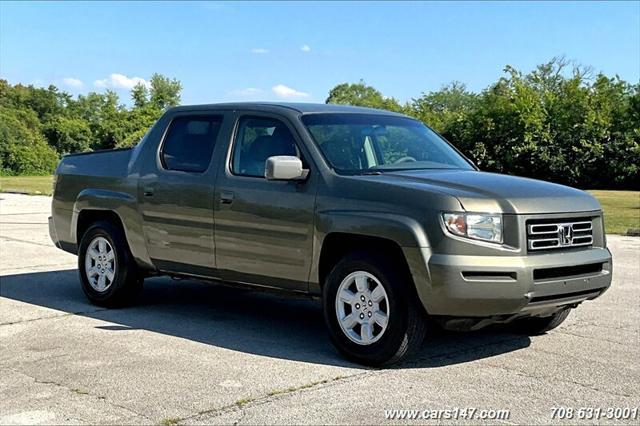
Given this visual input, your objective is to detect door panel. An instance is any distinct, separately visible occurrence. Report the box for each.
[214,114,317,290]
[138,113,226,275]
[140,172,216,273]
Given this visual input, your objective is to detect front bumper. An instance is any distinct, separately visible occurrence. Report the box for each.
[404,246,612,317]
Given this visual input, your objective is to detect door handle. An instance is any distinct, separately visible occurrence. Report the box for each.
[220,191,234,205]
[143,187,154,197]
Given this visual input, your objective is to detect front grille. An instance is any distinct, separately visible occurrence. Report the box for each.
[526,218,593,251]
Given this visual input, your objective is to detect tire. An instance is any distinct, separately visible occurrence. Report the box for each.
[512,308,571,336]
[78,220,143,307]
[323,251,427,366]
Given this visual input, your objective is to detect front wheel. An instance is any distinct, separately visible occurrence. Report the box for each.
[512,308,571,335]
[78,221,143,307]
[323,252,427,366]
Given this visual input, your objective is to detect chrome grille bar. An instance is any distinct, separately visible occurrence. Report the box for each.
[527,219,594,251]
[527,221,592,235]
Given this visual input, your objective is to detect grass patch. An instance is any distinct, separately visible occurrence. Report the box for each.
[234,397,255,407]
[0,176,636,234]
[266,377,337,398]
[159,418,180,426]
[0,175,53,195]
[588,190,639,235]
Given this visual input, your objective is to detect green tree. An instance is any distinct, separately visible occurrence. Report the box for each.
[0,83,69,120]
[589,76,640,188]
[131,83,150,108]
[0,107,59,175]
[0,73,183,171]
[149,73,182,110]
[43,115,93,154]
[70,90,127,149]
[409,82,477,146]
[116,104,162,148]
[326,80,405,112]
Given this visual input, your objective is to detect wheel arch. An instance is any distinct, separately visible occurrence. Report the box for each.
[71,189,153,269]
[311,211,430,295]
[76,210,125,245]
[318,233,411,290]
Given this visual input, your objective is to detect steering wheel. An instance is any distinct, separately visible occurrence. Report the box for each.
[393,156,417,164]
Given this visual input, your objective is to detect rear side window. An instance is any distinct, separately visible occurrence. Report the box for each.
[161,116,223,172]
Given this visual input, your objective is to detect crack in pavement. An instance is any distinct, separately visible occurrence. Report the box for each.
[181,372,374,424]
[2,367,153,422]
[566,319,639,334]
[483,359,635,399]
[0,262,76,273]
[556,328,634,346]
[0,235,55,248]
[0,308,108,327]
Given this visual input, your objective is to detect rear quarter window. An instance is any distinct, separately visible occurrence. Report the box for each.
[161,116,223,173]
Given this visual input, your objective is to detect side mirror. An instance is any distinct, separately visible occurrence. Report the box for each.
[265,156,309,181]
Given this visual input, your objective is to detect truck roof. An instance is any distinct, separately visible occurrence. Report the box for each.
[168,102,408,117]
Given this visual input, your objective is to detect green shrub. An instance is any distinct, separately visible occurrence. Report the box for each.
[0,107,59,175]
[43,115,93,155]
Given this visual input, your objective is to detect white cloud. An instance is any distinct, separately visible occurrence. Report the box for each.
[300,44,311,52]
[94,73,150,90]
[272,84,310,99]
[231,87,264,97]
[62,77,83,88]
[251,48,269,54]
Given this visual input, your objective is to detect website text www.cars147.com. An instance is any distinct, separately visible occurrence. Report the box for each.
[384,407,511,421]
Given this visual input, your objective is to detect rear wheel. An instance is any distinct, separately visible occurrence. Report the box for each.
[512,308,571,335]
[323,252,427,366]
[78,221,143,307]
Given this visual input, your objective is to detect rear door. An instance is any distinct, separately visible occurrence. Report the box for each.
[139,111,230,276]
[213,112,318,291]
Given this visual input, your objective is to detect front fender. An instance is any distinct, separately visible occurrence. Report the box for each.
[71,189,153,269]
[309,210,431,292]
[315,210,430,248]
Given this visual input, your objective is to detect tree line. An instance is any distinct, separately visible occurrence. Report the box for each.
[1,58,638,189]
[0,74,181,175]
[327,58,639,189]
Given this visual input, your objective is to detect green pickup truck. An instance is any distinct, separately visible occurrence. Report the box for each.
[49,102,613,366]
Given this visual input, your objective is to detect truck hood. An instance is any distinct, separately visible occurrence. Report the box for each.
[382,169,601,214]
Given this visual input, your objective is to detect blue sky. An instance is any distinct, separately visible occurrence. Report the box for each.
[1,1,638,105]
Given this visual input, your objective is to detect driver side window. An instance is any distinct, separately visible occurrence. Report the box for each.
[232,117,301,177]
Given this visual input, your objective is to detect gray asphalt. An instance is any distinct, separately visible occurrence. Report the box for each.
[1,193,638,425]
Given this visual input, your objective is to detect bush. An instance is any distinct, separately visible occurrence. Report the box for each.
[43,115,93,155]
[0,107,59,175]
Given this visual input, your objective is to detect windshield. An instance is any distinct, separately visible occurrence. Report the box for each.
[302,113,473,174]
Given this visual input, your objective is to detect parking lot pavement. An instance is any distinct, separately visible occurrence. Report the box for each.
[1,193,638,425]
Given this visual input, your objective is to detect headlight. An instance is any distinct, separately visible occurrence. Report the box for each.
[442,212,503,244]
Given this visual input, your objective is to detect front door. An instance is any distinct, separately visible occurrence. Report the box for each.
[214,114,318,291]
